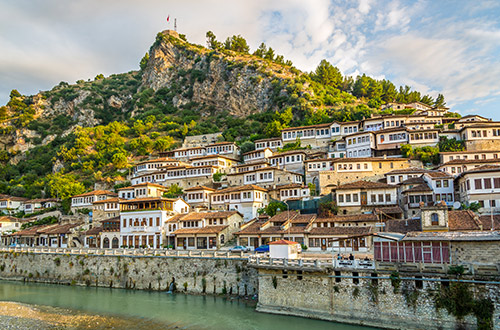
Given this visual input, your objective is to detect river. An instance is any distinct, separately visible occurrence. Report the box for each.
[0,280,379,329]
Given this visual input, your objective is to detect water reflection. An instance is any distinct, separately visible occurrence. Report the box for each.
[0,280,378,330]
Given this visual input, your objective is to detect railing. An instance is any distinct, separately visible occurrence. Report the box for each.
[248,256,375,270]
[248,256,500,275]
[0,246,248,259]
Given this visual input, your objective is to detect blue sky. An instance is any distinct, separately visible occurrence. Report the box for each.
[1,0,499,119]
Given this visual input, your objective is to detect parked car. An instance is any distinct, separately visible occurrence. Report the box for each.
[229,246,249,252]
[255,245,269,253]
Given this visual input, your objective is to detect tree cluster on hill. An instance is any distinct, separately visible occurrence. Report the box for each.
[0,30,454,212]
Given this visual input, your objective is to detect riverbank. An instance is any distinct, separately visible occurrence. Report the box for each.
[0,301,171,329]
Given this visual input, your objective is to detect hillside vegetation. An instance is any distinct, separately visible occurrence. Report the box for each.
[0,29,451,205]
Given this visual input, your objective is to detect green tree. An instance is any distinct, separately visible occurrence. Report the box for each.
[264,120,283,137]
[258,200,287,217]
[239,141,255,154]
[435,94,446,108]
[140,52,149,71]
[206,31,221,50]
[420,94,434,106]
[153,136,175,152]
[112,153,128,169]
[164,184,183,198]
[9,90,21,98]
[229,35,250,53]
[312,60,343,89]
[264,47,275,61]
[46,173,85,200]
[253,42,267,58]
[94,74,104,80]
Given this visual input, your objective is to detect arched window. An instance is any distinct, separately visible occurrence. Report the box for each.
[431,213,439,226]
[112,237,119,249]
[103,237,110,249]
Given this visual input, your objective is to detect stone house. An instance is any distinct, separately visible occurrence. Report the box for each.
[318,157,412,194]
[71,190,117,214]
[172,211,244,249]
[333,180,398,215]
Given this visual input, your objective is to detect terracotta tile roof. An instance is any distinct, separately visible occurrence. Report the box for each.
[440,150,500,155]
[242,148,272,156]
[269,239,299,245]
[386,167,430,175]
[290,214,316,223]
[39,223,79,235]
[254,137,282,142]
[135,157,178,165]
[26,198,59,203]
[403,184,433,193]
[425,171,453,178]
[399,177,425,185]
[180,211,241,221]
[336,180,394,190]
[172,225,228,235]
[72,190,117,198]
[374,206,404,215]
[213,185,268,193]
[271,183,305,190]
[329,157,409,163]
[441,159,500,166]
[268,210,300,223]
[189,155,239,162]
[118,182,166,190]
[183,186,216,192]
[0,196,28,202]
[93,197,122,204]
[206,141,236,146]
[478,215,500,230]
[12,224,55,236]
[385,219,422,233]
[165,214,188,223]
[120,197,178,203]
[308,226,373,236]
[269,150,307,158]
[84,226,103,236]
[448,210,482,231]
[315,214,378,223]
[281,123,333,131]
[0,216,25,223]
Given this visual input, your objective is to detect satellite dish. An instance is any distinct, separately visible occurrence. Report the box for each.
[453,202,461,209]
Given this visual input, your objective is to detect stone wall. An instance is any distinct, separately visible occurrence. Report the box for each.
[0,251,258,297]
[452,241,500,265]
[256,268,500,330]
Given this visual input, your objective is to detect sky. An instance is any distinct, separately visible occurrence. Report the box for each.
[1,0,500,119]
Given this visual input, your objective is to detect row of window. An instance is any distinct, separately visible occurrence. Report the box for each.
[122,217,161,228]
[337,193,392,204]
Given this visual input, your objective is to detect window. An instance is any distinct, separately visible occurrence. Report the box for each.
[378,194,384,203]
[353,194,359,202]
[346,194,351,203]
[494,178,500,188]
[385,194,391,202]
[443,180,449,188]
[338,195,344,203]
[484,178,492,189]
[436,180,442,188]
[431,213,439,226]
[475,179,482,190]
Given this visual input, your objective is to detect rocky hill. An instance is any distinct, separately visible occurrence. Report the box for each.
[0,29,443,203]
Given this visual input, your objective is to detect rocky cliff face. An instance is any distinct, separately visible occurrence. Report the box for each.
[141,30,296,117]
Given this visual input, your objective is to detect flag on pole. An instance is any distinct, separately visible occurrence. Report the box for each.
[167,15,170,22]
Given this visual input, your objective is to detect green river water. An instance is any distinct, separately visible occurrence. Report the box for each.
[0,280,379,329]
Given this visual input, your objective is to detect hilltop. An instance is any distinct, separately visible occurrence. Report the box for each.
[0,29,450,205]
